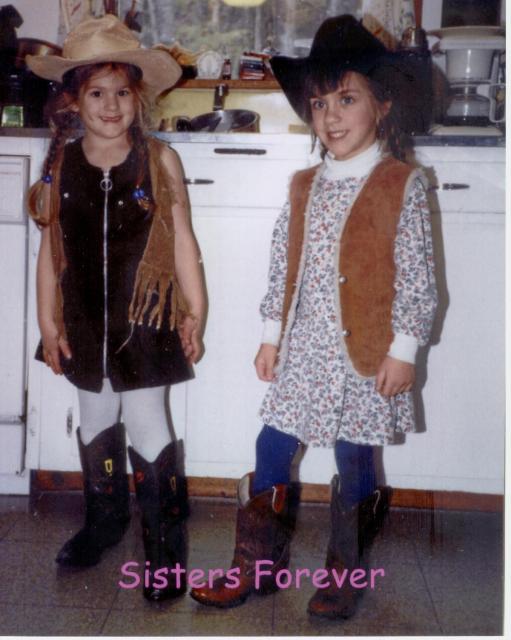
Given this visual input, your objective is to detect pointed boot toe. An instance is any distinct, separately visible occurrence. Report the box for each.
[56,424,131,568]
[307,587,358,620]
[55,530,102,567]
[144,582,187,602]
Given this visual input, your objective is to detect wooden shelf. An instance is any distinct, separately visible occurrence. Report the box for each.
[175,78,281,90]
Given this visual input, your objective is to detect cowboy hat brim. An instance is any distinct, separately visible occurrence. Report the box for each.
[26,47,182,96]
[271,53,392,123]
[271,50,412,124]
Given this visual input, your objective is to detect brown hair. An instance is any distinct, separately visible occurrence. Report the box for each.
[27,62,153,225]
[304,68,409,161]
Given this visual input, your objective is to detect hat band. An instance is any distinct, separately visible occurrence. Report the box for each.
[63,37,140,60]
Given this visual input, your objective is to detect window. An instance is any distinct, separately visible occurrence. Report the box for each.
[118,0,361,77]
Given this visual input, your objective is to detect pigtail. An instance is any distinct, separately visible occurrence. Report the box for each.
[27,88,78,226]
[27,127,67,226]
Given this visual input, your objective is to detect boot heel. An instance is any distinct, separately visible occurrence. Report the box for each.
[256,575,279,595]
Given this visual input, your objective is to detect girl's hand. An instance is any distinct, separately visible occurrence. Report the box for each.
[179,315,204,364]
[254,343,278,382]
[375,356,415,397]
[40,323,72,375]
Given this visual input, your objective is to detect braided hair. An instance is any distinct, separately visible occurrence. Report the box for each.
[27,61,153,225]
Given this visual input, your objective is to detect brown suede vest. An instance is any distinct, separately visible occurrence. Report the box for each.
[281,157,415,377]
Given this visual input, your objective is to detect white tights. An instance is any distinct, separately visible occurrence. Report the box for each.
[78,378,172,462]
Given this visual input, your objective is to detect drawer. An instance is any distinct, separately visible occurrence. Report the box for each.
[180,156,310,209]
[170,141,316,209]
[414,148,505,214]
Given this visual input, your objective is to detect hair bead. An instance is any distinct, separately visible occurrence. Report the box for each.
[41,175,52,184]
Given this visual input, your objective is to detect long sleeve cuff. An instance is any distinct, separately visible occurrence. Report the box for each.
[261,319,282,346]
[388,332,419,364]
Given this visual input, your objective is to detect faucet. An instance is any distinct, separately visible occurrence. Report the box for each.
[213,83,228,111]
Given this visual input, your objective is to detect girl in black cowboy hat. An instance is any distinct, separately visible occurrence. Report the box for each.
[191,15,437,619]
[26,15,206,602]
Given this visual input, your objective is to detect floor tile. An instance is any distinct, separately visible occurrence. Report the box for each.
[103,605,273,636]
[0,539,131,609]
[186,499,237,554]
[431,589,504,636]
[412,510,503,567]
[0,602,109,635]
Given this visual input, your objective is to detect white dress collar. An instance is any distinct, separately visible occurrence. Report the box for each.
[323,141,384,180]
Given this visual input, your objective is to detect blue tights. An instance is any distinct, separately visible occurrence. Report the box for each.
[253,424,376,507]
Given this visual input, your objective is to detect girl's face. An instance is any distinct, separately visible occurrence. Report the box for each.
[310,72,390,161]
[71,68,137,144]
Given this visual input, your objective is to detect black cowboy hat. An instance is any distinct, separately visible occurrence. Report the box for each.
[270,15,410,125]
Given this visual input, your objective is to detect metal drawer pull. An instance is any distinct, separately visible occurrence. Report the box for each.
[213,148,267,155]
[428,183,470,191]
[184,178,215,185]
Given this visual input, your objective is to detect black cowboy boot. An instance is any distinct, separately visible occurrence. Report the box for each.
[307,475,360,619]
[128,441,189,602]
[308,477,392,619]
[358,485,393,558]
[56,422,131,567]
[190,472,292,608]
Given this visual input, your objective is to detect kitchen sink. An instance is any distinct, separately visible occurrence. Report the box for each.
[174,109,259,133]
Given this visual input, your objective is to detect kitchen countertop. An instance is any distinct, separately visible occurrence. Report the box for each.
[0,127,505,147]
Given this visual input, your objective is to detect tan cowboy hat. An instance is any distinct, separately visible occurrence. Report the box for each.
[26,14,182,95]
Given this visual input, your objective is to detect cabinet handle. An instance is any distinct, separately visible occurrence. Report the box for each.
[213,148,267,155]
[66,408,73,436]
[428,183,470,191]
[184,178,215,185]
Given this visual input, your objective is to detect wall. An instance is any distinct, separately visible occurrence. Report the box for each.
[8,0,60,44]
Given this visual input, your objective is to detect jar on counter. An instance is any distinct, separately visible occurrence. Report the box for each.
[0,73,24,127]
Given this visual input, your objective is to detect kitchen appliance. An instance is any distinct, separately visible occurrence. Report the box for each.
[397,26,434,135]
[429,26,505,126]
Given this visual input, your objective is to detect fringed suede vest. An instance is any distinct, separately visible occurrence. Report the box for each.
[45,136,189,343]
[281,157,416,377]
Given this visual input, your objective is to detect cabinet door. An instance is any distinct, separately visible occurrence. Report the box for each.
[184,209,275,477]
[183,208,338,483]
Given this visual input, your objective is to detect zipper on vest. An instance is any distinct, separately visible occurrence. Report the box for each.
[100,170,112,377]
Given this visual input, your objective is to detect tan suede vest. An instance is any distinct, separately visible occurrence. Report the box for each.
[281,157,415,377]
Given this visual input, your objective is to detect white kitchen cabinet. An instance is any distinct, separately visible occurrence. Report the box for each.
[383,145,505,493]
[3,133,504,497]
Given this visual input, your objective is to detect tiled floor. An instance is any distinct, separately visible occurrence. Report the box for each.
[0,491,504,636]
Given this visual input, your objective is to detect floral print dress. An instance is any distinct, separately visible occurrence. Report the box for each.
[259,154,437,447]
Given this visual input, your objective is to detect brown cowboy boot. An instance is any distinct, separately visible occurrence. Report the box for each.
[56,423,131,567]
[128,441,189,602]
[190,472,290,608]
[307,475,360,619]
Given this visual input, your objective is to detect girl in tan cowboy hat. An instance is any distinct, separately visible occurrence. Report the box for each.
[27,14,206,602]
[191,15,437,619]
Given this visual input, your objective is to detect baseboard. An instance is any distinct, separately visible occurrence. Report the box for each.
[31,470,503,512]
